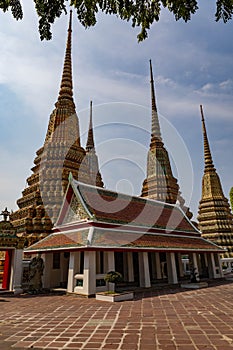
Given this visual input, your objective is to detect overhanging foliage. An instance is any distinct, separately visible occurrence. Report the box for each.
[1,0,233,40]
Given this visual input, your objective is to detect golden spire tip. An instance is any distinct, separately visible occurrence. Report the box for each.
[68,9,72,31]
[200,105,204,121]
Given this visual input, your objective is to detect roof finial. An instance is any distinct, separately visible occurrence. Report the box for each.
[56,10,74,106]
[86,100,95,152]
[200,105,215,171]
[149,59,162,143]
[69,9,72,32]
[1,207,10,221]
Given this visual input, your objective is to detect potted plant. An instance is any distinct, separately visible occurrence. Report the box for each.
[96,271,134,302]
[104,271,123,293]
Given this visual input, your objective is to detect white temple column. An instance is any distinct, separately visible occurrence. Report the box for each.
[67,252,74,293]
[155,253,162,279]
[191,252,200,280]
[123,253,128,281]
[204,253,208,267]
[177,253,184,278]
[138,252,151,288]
[106,251,115,291]
[197,254,202,275]
[67,252,79,293]
[82,251,96,296]
[166,253,178,284]
[42,253,53,289]
[127,252,134,282]
[206,253,214,279]
[103,251,108,273]
[204,253,208,274]
[10,249,23,294]
[107,251,115,271]
[208,253,222,279]
[216,253,224,277]
[96,251,101,274]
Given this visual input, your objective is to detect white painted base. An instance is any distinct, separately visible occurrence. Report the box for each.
[180,282,208,289]
[96,291,134,302]
[13,287,23,295]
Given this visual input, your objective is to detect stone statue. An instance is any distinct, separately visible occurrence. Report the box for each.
[28,254,44,293]
[190,266,200,283]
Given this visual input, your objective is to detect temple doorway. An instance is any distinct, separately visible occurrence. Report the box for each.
[0,251,5,288]
[0,250,13,290]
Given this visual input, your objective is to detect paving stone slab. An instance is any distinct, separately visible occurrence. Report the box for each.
[0,281,233,349]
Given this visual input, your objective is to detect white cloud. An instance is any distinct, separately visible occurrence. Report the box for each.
[156,75,177,87]
[199,83,213,92]
[219,79,233,91]
[197,80,233,95]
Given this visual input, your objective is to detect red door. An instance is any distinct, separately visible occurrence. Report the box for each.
[2,250,12,289]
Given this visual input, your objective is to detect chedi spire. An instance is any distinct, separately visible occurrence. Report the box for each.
[200,105,215,172]
[10,13,90,245]
[56,10,75,108]
[198,105,233,257]
[141,60,192,219]
[149,59,162,144]
[141,60,179,204]
[86,101,95,151]
[85,101,104,188]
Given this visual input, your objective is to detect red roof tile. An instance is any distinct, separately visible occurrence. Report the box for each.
[26,181,223,253]
[77,182,197,233]
[26,230,89,251]
[91,229,222,251]
[25,228,222,253]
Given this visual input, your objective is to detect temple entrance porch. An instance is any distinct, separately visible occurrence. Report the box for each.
[42,251,70,290]
[0,209,25,294]
[35,249,223,296]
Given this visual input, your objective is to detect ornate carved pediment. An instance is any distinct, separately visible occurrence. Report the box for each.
[63,194,88,224]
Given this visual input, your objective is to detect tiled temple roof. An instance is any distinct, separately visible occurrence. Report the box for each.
[91,229,222,251]
[73,181,198,233]
[25,227,223,253]
[25,229,89,251]
[25,179,224,253]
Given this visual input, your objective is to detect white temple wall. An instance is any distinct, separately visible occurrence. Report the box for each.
[42,252,62,288]
[75,251,96,296]
[10,249,23,294]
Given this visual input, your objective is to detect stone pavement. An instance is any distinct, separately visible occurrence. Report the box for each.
[0,280,233,350]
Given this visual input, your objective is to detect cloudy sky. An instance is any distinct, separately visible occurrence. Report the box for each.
[0,1,232,220]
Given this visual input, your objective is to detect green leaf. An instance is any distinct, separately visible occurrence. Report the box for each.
[0,0,233,41]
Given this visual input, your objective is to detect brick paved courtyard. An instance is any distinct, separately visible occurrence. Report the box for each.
[0,280,233,349]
